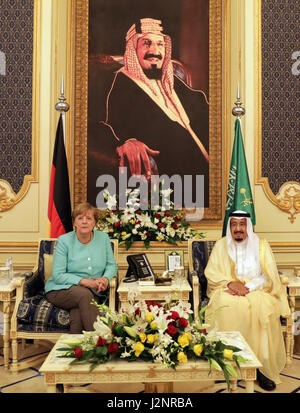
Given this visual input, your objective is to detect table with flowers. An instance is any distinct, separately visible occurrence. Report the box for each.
[39,331,261,393]
[39,297,261,393]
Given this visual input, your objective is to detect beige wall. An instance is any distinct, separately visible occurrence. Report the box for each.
[0,0,299,273]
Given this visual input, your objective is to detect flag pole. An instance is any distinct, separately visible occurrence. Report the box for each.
[55,74,70,142]
[232,82,245,119]
[55,74,70,113]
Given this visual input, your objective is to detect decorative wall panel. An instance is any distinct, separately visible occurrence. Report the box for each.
[258,0,300,221]
[0,0,35,212]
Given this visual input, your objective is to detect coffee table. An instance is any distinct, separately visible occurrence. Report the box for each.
[117,279,191,311]
[39,331,261,393]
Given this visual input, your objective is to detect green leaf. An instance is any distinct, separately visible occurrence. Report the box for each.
[210,358,222,371]
[59,337,83,347]
[96,346,108,356]
[236,355,248,363]
[225,363,238,378]
[124,326,138,338]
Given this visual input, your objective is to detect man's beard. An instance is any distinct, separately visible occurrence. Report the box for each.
[143,64,163,80]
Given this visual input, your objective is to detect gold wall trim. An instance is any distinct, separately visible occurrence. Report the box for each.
[256,0,300,222]
[0,0,40,213]
[73,0,224,222]
[0,242,38,248]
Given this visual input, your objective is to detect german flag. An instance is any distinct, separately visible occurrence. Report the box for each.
[47,114,73,237]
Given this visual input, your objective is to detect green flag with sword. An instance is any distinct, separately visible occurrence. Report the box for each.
[222,117,256,236]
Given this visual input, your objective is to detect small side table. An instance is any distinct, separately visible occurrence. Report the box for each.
[0,279,19,369]
[287,273,300,355]
[117,279,192,311]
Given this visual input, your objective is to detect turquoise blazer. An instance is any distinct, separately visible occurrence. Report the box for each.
[45,230,118,297]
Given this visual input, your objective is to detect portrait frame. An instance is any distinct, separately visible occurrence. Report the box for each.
[73,0,223,223]
[164,249,184,272]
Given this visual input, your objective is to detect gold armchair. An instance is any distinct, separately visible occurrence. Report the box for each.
[188,239,293,366]
[10,238,118,372]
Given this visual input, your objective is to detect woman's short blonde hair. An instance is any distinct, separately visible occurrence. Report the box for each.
[72,202,99,224]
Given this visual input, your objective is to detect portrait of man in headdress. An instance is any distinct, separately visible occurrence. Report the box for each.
[87,0,210,210]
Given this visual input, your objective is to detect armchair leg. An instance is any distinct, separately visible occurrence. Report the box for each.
[11,338,19,372]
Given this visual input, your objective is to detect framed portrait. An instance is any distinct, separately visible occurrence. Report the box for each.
[74,0,223,222]
[165,249,184,272]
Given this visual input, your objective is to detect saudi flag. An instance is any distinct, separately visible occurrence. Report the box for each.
[222,118,256,236]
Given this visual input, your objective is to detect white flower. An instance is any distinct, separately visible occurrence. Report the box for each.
[106,194,117,210]
[120,349,133,358]
[93,317,113,341]
[138,214,152,227]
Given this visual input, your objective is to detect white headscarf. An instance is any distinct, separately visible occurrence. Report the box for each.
[226,210,261,279]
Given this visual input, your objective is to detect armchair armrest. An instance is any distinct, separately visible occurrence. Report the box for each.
[10,276,27,336]
[188,270,200,322]
[109,276,118,312]
[23,270,44,298]
[279,272,289,286]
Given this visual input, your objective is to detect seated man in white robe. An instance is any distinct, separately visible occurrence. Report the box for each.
[205,210,290,391]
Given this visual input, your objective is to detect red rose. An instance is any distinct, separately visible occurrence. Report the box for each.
[172,224,178,229]
[136,220,141,225]
[174,216,180,221]
[158,222,164,228]
[167,311,180,321]
[166,324,178,336]
[146,300,161,310]
[97,336,107,346]
[108,342,119,354]
[136,210,141,215]
[146,232,151,237]
[154,213,161,218]
[178,318,188,328]
[74,348,83,359]
[202,329,207,335]
[164,212,170,217]
[114,222,120,227]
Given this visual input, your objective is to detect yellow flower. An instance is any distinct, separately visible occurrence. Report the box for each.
[150,321,158,329]
[178,333,190,348]
[130,219,135,225]
[146,312,154,323]
[193,344,203,357]
[109,228,114,232]
[177,351,188,364]
[121,231,127,236]
[223,349,234,360]
[133,342,145,357]
[186,332,193,341]
[146,334,157,344]
[139,333,147,343]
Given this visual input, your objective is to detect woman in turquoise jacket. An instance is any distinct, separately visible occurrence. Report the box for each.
[45,202,118,333]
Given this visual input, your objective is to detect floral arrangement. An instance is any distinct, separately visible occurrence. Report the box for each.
[96,188,204,250]
[58,295,247,391]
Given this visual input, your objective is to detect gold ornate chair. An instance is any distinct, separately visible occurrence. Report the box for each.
[10,238,118,372]
[188,239,293,366]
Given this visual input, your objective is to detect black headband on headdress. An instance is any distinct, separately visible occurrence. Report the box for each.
[229,212,251,218]
[135,20,142,34]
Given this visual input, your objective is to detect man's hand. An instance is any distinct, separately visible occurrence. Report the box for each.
[117,139,160,179]
[225,281,249,296]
